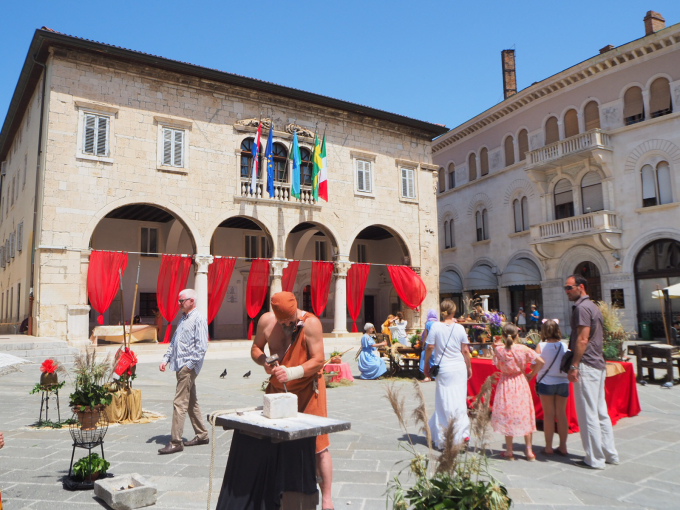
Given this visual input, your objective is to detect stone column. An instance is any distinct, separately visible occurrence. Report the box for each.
[194,255,213,318]
[497,286,511,316]
[332,260,352,335]
[480,295,490,312]
[269,259,289,309]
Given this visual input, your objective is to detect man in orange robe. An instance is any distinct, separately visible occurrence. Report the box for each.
[251,292,333,510]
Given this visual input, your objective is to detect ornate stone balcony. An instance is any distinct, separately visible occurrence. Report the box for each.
[530,210,622,258]
[237,179,319,206]
[526,129,612,171]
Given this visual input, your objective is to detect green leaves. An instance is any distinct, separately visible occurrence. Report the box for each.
[72,453,110,480]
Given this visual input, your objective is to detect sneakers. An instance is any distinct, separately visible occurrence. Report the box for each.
[183,436,210,447]
[158,444,184,455]
[573,460,605,470]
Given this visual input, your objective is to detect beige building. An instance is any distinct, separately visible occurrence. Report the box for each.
[433,12,680,337]
[0,28,446,342]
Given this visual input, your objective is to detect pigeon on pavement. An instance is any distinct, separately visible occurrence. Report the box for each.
[220,369,227,378]
[243,370,251,378]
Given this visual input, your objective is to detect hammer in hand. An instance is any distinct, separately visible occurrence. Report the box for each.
[265,353,287,393]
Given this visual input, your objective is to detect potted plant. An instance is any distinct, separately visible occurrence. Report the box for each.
[72,452,110,482]
[597,301,628,361]
[69,348,113,430]
[329,350,342,364]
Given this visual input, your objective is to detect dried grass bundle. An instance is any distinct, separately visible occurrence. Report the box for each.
[384,382,408,431]
[411,380,432,451]
[73,347,112,386]
[435,419,463,474]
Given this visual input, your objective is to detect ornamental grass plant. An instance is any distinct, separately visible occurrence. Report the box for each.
[596,301,629,360]
[385,377,511,510]
[69,347,113,411]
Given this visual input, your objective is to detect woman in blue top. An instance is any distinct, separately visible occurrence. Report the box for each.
[358,323,388,379]
[420,309,439,381]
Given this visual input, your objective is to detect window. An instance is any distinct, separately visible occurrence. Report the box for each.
[521,197,529,231]
[448,163,455,189]
[650,78,672,118]
[545,116,559,144]
[17,222,22,252]
[245,235,258,258]
[273,143,288,182]
[513,199,523,232]
[581,172,604,213]
[584,101,601,130]
[438,168,445,193]
[162,127,185,167]
[10,177,15,206]
[554,179,574,219]
[356,160,372,192]
[504,136,515,167]
[300,147,312,185]
[140,227,158,256]
[564,109,579,138]
[642,161,672,207]
[315,240,327,261]
[449,219,455,247]
[357,244,367,263]
[480,148,489,176]
[475,209,488,241]
[401,168,415,198]
[245,234,270,258]
[624,86,645,125]
[16,283,20,322]
[468,153,477,182]
[240,138,261,179]
[83,113,109,157]
[139,292,158,317]
[518,129,529,161]
[444,220,450,248]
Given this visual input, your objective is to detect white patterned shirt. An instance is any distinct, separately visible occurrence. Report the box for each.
[162,308,209,375]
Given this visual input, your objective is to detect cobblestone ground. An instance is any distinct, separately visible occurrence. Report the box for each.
[2,352,680,509]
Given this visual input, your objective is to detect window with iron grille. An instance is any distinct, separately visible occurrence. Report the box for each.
[139,292,158,317]
[141,227,158,256]
[83,113,109,157]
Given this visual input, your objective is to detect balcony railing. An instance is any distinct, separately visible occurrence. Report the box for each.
[532,210,620,241]
[527,129,611,168]
[239,179,317,205]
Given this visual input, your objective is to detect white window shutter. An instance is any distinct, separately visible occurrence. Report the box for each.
[0,161,6,177]
[17,222,23,252]
[658,162,672,205]
[1,245,4,268]
[357,161,364,191]
[84,114,96,154]
[401,169,407,197]
[96,116,109,156]
[163,128,173,166]
[10,232,15,258]
[365,162,371,192]
[407,169,415,198]
[173,130,184,167]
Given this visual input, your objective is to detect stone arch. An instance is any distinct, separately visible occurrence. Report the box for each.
[466,192,493,217]
[624,139,680,173]
[622,228,680,275]
[83,197,202,252]
[500,250,546,281]
[345,222,413,263]
[502,179,536,205]
[438,206,460,223]
[556,244,610,280]
[207,213,276,249]
[285,220,341,258]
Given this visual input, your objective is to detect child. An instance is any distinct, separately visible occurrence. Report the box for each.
[491,323,545,460]
[535,319,569,456]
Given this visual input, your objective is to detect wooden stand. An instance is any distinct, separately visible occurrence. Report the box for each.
[631,343,680,384]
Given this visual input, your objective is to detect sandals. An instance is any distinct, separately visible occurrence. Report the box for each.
[500,451,515,460]
[525,450,536,461]
[555,448,568,456]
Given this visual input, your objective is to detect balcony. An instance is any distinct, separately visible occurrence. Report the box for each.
[237,179,319,206]
[530,210,622,258]
[526,129,612,171]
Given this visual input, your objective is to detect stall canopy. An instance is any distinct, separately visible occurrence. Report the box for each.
[500,258,542,287]
[651,282,680,299]
[440,270,463,294]
[465,264,498,291]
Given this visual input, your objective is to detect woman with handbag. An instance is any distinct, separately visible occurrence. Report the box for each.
[424,299,472,447]
[535,319,569,456]
[491,323,544,461]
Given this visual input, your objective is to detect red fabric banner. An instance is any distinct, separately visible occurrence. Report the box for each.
[157,255,192,343]
[246,259,270,339]
[208,257,236,328]
[311,261,334,317]
[87,250,128,325]
[347,264,370,332]
[387,265,427,310]
[282,260,300,292]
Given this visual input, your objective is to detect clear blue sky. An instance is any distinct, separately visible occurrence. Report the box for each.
[1,1,679,131]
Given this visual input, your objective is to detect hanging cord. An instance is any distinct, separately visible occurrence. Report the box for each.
[205,406,262,510]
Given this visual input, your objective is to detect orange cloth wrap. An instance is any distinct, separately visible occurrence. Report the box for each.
[266,312,329,453]
[271,292,298,322]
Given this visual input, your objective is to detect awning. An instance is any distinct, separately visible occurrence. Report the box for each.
[651,283,680,299]
[440,270,463,294]
[465,264,498,291]
[500,258,542,287]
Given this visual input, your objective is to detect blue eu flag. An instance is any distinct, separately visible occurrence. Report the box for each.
[264,124,275,198]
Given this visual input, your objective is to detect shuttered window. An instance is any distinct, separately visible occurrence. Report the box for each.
[438,168,445,193]
[641,161,673,207]
[650,78,672,118]
[581,172,604,213]
[545,116,559,144]
[658,162,672,205]
[10,232,15,258]
[518,129,529,161]
[448,163,455,189]
[521,197,529,231]
[83,114,109,156]
[444,220,450,248]
[564,109,579,138]
[504,136,515,167]
[401,168,415,198]
[513,199,522,233]
[584,101,601,130]
[641,164,656,206]
[623,87,644,125]
[449,220,455,247]
[468,153,477,181]
[17,222,22,252]
[356,160,371,192]
[554,179,574,219]
[476,212,483,242]
[162,128,185,167]
[480,148,489,176]
[482,209,489,240]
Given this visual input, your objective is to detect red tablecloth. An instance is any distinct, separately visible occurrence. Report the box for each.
[466,358,641,433]
[324,362,354,383]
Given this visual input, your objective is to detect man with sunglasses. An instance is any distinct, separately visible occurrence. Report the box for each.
[565,275,618,469]
[158,289,209,454]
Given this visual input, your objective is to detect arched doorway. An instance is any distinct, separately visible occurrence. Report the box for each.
[634,239,680,338]
[574,261,602,301]
[211,216,274,339]
[89,203,196,332]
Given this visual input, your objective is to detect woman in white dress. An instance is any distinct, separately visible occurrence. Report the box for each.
[393,312,409,346]
[424,299,472,446]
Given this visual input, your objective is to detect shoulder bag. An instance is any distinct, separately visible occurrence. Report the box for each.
[430,324,456,377]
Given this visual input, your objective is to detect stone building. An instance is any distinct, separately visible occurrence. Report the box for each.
[433,12,680,337]
[0,28,446,342]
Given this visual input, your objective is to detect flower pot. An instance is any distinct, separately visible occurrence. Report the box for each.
[40,372,58,387]
[329,356,342,364]
[76,408,102,431]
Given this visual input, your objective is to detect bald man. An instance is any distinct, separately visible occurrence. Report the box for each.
[158,289,209,455]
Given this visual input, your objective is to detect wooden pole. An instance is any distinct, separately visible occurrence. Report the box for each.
[127,261,141,350]
[656,284,670,345]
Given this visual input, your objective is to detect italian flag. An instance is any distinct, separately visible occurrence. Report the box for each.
[312,134,321,202]
[318,135,328,201]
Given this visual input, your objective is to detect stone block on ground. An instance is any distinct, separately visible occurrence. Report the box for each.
[94,473,157,510]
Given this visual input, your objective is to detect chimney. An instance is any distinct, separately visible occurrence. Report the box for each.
[599,44,615,54]
[644,11,665,36]
[501,49,517,100]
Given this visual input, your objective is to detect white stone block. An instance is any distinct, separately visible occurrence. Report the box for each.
[263,393,298,419]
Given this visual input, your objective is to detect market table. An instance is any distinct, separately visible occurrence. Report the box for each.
[466,358,641,433]
[90,324,158,345]
[323,362,354,383]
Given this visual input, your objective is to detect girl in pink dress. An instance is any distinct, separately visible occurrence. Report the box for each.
[491,323,544,460]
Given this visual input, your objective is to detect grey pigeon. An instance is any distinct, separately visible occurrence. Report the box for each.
[661,381,673,389]
[243,370,251,378]
[220,369,227,378]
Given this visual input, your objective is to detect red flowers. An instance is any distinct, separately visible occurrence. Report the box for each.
[40,359,58,374]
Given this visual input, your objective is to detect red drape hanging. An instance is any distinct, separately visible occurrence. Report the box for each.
[157,255,192,343]
[281,260,300,292]
[347,263,370,332]
[87,250,128,325]
[246,259,270,339]
[208,257,236,328]
[311,261,334,317]
[387,265,427,310]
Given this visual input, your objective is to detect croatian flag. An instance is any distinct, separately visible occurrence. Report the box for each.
[250,123,261,195]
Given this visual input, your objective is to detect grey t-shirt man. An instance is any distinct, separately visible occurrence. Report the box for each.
[569,295,605,370]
